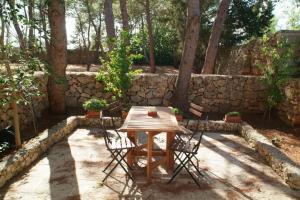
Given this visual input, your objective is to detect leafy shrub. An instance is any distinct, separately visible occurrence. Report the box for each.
[257,35,296,118]
[83,98,108,111]
[96,31,142,100]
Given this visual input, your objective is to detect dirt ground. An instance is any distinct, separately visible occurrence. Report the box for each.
[1,128,299,200]
[243,114,300,167]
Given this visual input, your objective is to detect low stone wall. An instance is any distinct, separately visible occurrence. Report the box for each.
[240,122,300,189]
[0,116,78,187]
[66,72,267,113]
[278,79,300,126]
[0,72,49,130]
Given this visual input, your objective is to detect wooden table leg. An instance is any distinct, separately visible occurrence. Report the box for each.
[147,132,155,181]
[166,132,175,172]
[127,131,136,167]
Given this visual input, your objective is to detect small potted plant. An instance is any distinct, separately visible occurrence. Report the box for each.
[122,105,131,119]
[224,111,242,123]
[83,98,108,118]
[148,107,158,117]
[171,107,183,121]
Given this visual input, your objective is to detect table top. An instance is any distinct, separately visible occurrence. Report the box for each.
[119,106,181,132]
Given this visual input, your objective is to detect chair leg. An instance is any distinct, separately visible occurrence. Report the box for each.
[168,153,189,183]
[168,153,202,187]
[102,150,134,182]
[183,152,205,177]
[103,150,118,172]
[180,154,202,187]
[102,151,123,182]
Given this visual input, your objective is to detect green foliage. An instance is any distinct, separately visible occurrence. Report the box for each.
[225,111,240,116]
[96,31,142,100]
[222,0,275,47]
[258,35,295,115]
[82,98,108,111]
[0,44,44,107]
[171,107,183,115]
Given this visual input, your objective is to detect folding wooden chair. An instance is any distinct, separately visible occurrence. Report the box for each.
[100,119,136,182]
[105,101,124,129]
[168,130,205,187]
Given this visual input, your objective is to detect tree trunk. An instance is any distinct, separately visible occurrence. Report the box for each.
[39,0,50,60]
[7,0,26,51]
[0,1,5,48]
[201,0,231,74]
[4,62,22,148]
[28,0,35,51]
[48,0,67,114]
[173,0,200,111]
[119,0,129,31]
[145,0,155,73]
[104,0,115,50]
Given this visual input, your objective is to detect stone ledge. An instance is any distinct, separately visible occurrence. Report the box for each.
[240,122,300,190]
[0,116,79,188]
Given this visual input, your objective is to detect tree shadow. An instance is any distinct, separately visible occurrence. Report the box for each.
[47,137,81,199]
[201,134,300,199]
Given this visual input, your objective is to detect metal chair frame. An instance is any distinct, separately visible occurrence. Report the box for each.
[168,130,205,187]
[100,118,135,182]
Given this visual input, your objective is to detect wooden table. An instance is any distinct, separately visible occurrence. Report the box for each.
[119,106,181,181]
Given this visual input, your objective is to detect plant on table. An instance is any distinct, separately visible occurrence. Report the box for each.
[171,107,183,121]
[83,98,108,118]
[148,107,158,117]
[224,111,242,123]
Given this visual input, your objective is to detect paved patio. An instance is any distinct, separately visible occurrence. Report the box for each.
[1,128,300,200]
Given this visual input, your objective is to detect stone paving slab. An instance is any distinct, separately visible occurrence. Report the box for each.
[1,128,300,200]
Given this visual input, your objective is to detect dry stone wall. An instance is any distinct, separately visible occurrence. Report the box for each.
[0,72,49,129]
[1,72,299,129]
[66,72,267,113]
[278,79,300,126]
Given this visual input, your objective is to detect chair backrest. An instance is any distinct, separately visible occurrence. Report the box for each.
[192,115,208,153]
[107,101,123,116]
[99,118,113,148]
[189,102,204,119]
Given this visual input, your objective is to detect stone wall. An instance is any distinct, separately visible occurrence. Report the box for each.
[216,30,300,76]
[1,72,299,129]
[66,72,267,113]
[278,79,300,126]
[0,72,49,130]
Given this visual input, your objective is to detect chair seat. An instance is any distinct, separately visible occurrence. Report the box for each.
[170,139,198,154]
[108,137,135,150]
[178,125,193,135]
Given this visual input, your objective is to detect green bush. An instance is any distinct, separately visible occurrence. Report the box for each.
[96,31,142,100]
[83,98,108,111]
[257,35,296,117]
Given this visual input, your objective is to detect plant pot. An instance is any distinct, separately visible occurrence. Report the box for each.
[176,115,183,121]
[148,111,158,117]
[224,115,242,123]
[122,111,128,119]
[86,110,102,118]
